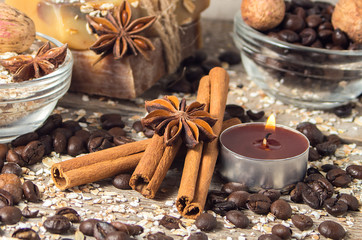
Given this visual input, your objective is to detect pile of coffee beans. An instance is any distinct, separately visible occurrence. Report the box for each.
[264,0,362,50]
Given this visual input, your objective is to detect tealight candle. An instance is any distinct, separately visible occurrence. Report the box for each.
[219,115,309,191]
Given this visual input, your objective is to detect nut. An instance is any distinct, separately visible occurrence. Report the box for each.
[332,0,362,43]
[0,3,36,53]
[241,0,285,31]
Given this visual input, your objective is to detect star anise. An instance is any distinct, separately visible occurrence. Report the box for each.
[86,1,156,64]
[142,96,217,148]
[0,41,68,82]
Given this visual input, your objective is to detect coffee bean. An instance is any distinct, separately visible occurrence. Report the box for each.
[292,0,314,8]
[323,198,348,217]
[11,132,38,147]
[166,78,193,93]
[318,21,333,31]
[67,136,86,157]
[143,127,155,138]
[0,189,13,207]
[89,129,113,142]
[212,201,237,216]
[21,206,39,218]
[94,221,118,240]
[43,215,71,234]
[270,199,292,220]
[112,174,132,190]
[2,162,22,176]
[291,214,313,231]
[147,232,173,240]
[318,220,346,240]
[326,134,342,146]
[225,210,249,228]
[271,224,292,239]
[315,141,337,156]
[160,215,181,230]
[296,122,324,146]
[79,219,100,236]
[195,213,217,231]
[88,136,114,152]
[111,221,143,236]
[185,65,205,82]
[293,7,306,19]
[246,194,271,215]
[108,127,127,138]
[321,164,338,172]
[205,190,228,210]
[246,110,265,121]
[337,193,359,211]
[55,207,81,223]
[39,135,53,156]
[201,59,222,74]
[258,189,281,202]
[306,167,321,176]
[23,180,40,202]
[227,191,250,209]
[346,165,362,179]
[326,168,352,187]
[100,113,125,130]
[258,234,282,240]
[52,131,68,154]
[0,206,22,225]
[332,29,348,49]
[299,28,317,45]
[278,29,300,43]
[36,117,56,136]
[22,140,45,165]
[318,29,333,42]
[75,129,91,144]
[221,182,249,194]
[218,50,241,65]
[12,228,40,240]
[283,14,305,32]
[333,103,353,118]
[0,144,8,161]
[187,232,208,240]
[2,183,22,204]
[132,121,144,132]
[301,185,322,209]
[6,149,26,167]
[105,231,131,240]
[62,120,82,133]
[305,15,322,28]
[113,136,135,146]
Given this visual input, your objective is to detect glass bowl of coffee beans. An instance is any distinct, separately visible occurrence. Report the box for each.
[0,33,73,143]
[234,0,362,109]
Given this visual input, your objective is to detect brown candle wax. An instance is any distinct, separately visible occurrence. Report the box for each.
[221,124,309,159]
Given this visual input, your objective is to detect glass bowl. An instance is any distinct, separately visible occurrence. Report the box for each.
[0,32,73,143]
[233,6,362,109]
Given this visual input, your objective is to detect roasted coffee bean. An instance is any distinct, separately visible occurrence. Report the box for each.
[22,141,45,165]
[326,134,342,146]
[292,0,314,8]
[89,129,113,142]
[221,182,249,194]
[185,65,204,82]
[258,189,280,202]
[2,183,22,204]
[112,173,132,190]
[160,215,181,230]
[166,78,193,93]
[337,193,359,211]
[195,213,217,231]
[187,232,208,240]
[94,221,118,240]
[6,149,26,167]
[218,50,241,65]
[278,29,300,43]
[2,162,22,176]
[332,29,348,49]
[205,190,228,209]
[246,194,271,215]
[75,129,91,144]
[291,214,313,231]
[62,120,81,133]
[182,50,207,66]
[293,6,306,19]
[0,206,22,225]
[88,136,114,152]
[271,224,292,240]
[306,174,334,202]
[201,59,221,74]
[52,127,73,139]
[212,201,237,216]
[323,198,348,217]
[79,219,100,236]
[321,164,338,172]
[318,220,346,240]
[43,215,71,234]
[143,127,154,138]
[305,15,322,28]
[100,113,125,130]
[318,21,333,31]
[296,122,324,146]
[36,117,56,136]
[0,144,8,161]
[147,232,173,240]
[301,187,321,209]
[318,29,333,42]
[23,180,40,202]
[258,234,282,240]
[346,164,362,179]
[132,121,144,132]
[270,199,292,220]
[311,39,323,48]
[326,168,352,187]
[55,207,81,223]
[67,136,86,157]
[315,141,337,156]
[39,135,53,156]
[111,222,143,236]
[225,210,249,228]
[283,14,305,32]
[299,28,317,45]
[333,103,353,118]
[246,110,265,121]
[225,105,245,119]
[21,206,39,218]
[113,136,135,146]
[105,231,131,240]
[306,167,321,176]
[53,131,68,154]
[227,191,250,209]
[0,189,13,207]
[11,132,38,147]
[12,228,40,240]
[108,127,127,138]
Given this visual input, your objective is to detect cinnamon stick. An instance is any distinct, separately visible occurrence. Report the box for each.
[51,139,150,190]
[182,67,230,218]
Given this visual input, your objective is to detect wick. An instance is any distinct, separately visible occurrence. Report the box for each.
[262,133,272,148]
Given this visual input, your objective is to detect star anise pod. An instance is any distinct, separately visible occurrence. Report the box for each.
[86,1,156,64]
[142,96,217,148]
[0,41,68,82]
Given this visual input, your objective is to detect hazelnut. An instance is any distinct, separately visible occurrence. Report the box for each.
[241,0,285,31]
[332,0,362,43]
[0,3,36,53]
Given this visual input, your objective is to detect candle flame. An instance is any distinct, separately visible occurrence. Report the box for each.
[265,114,276,132]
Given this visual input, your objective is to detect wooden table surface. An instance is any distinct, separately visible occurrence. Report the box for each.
[1,19,362,240]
